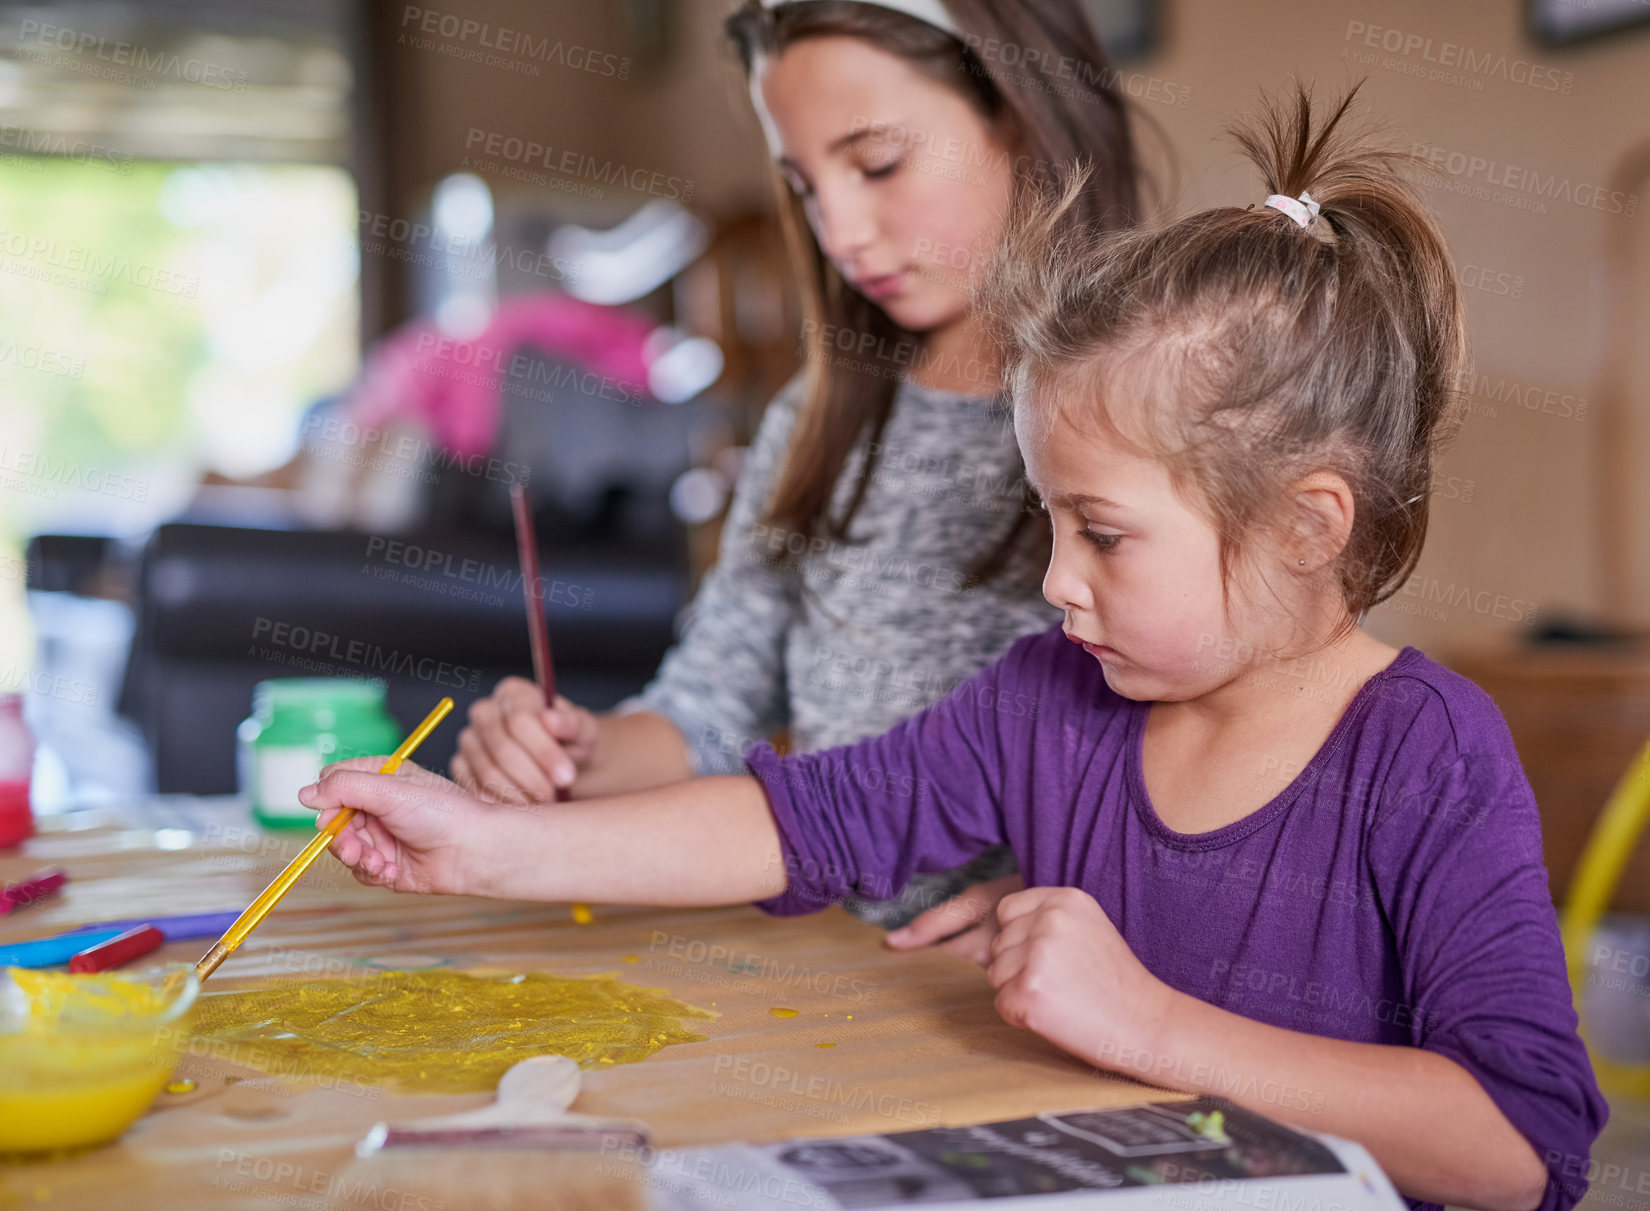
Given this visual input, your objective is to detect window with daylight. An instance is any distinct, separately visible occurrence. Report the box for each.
[0,0,365,542]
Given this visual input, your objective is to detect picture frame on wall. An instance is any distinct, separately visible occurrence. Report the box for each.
[1083,0,1158,61]
[1529,0,1650,47]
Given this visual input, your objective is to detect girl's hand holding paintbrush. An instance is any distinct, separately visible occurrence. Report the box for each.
[300,759,489,896]
[451,677,599,803]
[451,679,696,802]
[300,761,787,907]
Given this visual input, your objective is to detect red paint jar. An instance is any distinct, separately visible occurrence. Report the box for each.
[0,695,36,848]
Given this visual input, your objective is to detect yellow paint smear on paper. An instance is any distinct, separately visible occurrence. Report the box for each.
[768,1007,799,1018]
[191,970,717,1093]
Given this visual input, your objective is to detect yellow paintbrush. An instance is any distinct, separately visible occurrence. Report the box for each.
[195,697,455,981]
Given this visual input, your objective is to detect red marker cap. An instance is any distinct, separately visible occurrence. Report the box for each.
[69,924,164,973]
[0,866,67,914]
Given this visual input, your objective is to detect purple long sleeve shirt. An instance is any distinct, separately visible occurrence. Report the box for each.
[747,624,1606,1211]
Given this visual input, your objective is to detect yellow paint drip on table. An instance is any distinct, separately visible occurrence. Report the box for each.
[191,970,717,1093]
[768,1007,799,1018]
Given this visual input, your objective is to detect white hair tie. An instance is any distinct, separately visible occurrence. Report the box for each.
[758,0,962,38]
[1263,190,1320,229]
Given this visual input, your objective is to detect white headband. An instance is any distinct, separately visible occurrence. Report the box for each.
[758,0,963,39]
[1264,190,1320,228]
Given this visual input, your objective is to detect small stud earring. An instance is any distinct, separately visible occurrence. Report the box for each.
[1298,558,1306,566]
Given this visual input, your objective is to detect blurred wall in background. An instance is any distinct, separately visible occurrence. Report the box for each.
[1142,0,1650,658]
[368,0,1650,654]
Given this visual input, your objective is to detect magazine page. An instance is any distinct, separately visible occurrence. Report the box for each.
[625,1097,1407,1211]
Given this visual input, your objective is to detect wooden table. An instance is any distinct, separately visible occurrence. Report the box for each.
[1,800,1170,1210]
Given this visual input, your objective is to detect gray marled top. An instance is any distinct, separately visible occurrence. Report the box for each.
[626,372,1059,923]
[632,371,1058,767]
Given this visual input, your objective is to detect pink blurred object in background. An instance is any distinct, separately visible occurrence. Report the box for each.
[345,294,655,459]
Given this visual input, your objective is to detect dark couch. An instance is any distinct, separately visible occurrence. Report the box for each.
[118,518,686,792]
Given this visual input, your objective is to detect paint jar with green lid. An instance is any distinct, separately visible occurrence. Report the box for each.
[237,679,402,828]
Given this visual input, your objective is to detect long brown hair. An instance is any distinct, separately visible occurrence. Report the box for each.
[985,83,1469,626]
[724,0,1142,587]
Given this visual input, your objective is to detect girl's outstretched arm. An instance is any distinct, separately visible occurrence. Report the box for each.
[299,759,787,905]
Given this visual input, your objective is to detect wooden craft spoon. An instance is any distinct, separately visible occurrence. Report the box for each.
[356,1055,649,1155]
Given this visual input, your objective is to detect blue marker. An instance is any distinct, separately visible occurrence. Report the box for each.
[0,928,126,969]
[2,910,244,968]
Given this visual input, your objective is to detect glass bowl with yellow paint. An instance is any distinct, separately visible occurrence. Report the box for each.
[0,962,199,1153]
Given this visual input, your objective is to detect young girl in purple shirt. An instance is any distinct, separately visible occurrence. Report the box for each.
[301,85,1605,1211]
